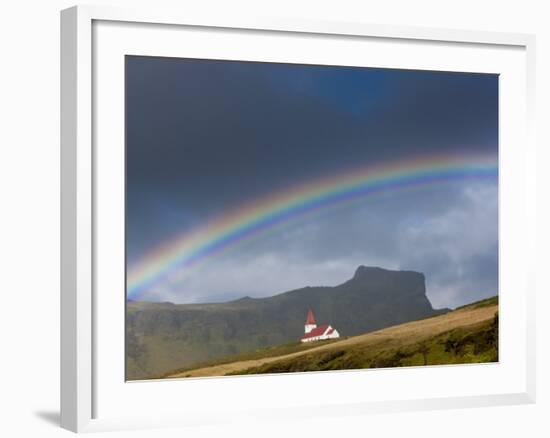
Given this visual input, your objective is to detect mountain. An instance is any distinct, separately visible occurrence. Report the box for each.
[126,266,449,380]
[165,296,498,378]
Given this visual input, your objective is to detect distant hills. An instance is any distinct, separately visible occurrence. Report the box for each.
[165,296,498,378]
[127,266,450,380]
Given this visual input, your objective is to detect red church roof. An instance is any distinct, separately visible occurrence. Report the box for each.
[306,309,316,325]
[301,324,331,340]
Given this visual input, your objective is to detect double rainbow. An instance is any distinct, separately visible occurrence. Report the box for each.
[127,153,497,300]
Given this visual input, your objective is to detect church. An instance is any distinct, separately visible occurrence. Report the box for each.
[300,309,340,343]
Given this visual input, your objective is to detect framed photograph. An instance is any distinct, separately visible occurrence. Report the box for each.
[61,5,536,433]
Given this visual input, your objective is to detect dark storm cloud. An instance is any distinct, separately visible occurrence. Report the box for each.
[126,56,498,307]
[151,180,498,308]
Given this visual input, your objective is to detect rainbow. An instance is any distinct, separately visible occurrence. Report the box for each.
[127,153,497,300]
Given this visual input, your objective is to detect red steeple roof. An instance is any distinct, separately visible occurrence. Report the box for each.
[306,309,316,325]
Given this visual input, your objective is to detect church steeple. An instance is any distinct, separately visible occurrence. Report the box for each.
[304,309,317,334]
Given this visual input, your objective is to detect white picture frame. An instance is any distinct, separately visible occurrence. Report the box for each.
[60,4,537,433]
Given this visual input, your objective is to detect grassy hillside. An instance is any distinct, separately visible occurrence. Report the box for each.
[163,296,498,379]
[156,339,340,379]
[455,295,498,310]
[232,312,498,375]
[127,266,449,380]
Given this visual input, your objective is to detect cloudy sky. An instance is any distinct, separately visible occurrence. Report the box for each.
[126,56,498,309]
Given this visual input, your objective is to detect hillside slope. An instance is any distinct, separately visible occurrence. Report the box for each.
[165,298,498,378]
[127,266,448,380]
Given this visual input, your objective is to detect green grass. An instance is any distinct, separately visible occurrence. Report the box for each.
[157,338,341,378]
[227,312,498,375]
[155,295,499,379]
[455,295,498,311]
